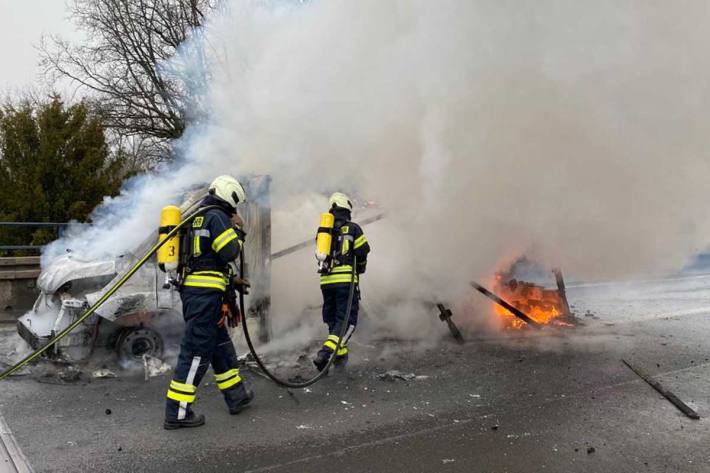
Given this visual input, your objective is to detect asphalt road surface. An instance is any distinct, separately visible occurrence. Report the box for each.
[3,274,710,472]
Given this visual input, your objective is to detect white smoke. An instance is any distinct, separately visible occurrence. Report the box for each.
[44,0,710,341]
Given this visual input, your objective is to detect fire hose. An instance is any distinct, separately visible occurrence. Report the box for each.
[0,209,357,389]
[236,251,357,388]
[0,205,221,381]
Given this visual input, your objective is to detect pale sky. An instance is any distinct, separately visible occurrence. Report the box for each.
[0,0,77,94]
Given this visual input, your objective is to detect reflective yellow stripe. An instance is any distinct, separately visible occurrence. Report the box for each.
[193,234,201,256]
[320,265,357,285]
[323,334,340,351]
[336,345,348,356]
[342,239,350,255]
[184,274,227,291]
[212,228,238,252]
[354,235,367,249]
[167,390,195,403]
[214,368,240,382]
[170,380,197,393]
[218,375,242,390]
[320,274,358,285]
[167,389,196,403]
[191,270,227,278]
[215,368,242,390]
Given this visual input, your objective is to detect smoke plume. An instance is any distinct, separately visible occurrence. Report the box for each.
[44,0,710,340]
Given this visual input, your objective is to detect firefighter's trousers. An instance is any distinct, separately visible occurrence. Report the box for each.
[317,284,359,361]
[165,287,249,420]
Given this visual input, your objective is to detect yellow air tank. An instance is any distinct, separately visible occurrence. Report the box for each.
[315,212,335,270]
[158,205,181,272]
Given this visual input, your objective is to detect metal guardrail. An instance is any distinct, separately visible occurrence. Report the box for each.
[0,222,78,252]
[0,257,41,280]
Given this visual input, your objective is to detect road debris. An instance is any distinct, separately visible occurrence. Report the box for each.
[286,389,300,405]
[142,354,171,381]
[622,359,700,420]
[36,366,85,385]
[377,370,417,382]
[92,369,117,379]
[435,304,465,344]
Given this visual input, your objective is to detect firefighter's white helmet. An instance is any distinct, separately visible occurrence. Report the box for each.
[329,192,353,212]
[209,175,246,209]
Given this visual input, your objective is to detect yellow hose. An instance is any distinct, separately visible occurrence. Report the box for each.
[0,206,220,381]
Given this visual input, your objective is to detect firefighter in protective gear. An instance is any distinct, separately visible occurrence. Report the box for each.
[313,192,371,372]
[164,175,253,430]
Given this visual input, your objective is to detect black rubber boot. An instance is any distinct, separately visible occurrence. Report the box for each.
[313,351,331,372]
[163,410,206,430]
[224,381,254,415]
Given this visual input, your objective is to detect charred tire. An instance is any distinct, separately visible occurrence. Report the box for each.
[116,327,164,361]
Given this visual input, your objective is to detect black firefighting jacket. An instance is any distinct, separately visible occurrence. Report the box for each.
[181,196,244,292]
[320,208,371,286]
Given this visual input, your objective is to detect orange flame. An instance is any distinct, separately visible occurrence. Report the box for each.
[492,276,570,329]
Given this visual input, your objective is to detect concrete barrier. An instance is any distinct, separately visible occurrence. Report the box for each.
[0,257,40,322]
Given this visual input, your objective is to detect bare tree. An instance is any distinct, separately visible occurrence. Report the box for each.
[41,0,218,165]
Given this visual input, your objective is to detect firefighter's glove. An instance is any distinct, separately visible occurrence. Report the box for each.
[233,225,246,242]
[227,302,240,328]
[231,212,245,227]
[218,303,230,328]
[231,213,246,237]
[232,277,251,295]
[356,260,367,274]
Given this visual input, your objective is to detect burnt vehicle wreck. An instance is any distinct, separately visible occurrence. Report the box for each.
[16,176,271,364]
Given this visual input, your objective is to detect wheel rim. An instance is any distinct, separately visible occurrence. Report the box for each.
[118,328,164,361]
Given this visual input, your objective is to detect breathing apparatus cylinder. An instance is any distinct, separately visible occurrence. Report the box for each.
[315,212,335,272]
[158,205,182,272]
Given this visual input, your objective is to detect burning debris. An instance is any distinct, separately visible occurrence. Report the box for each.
[472,283,541,329]
[477,258,577,330]
[491,279,568,329]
